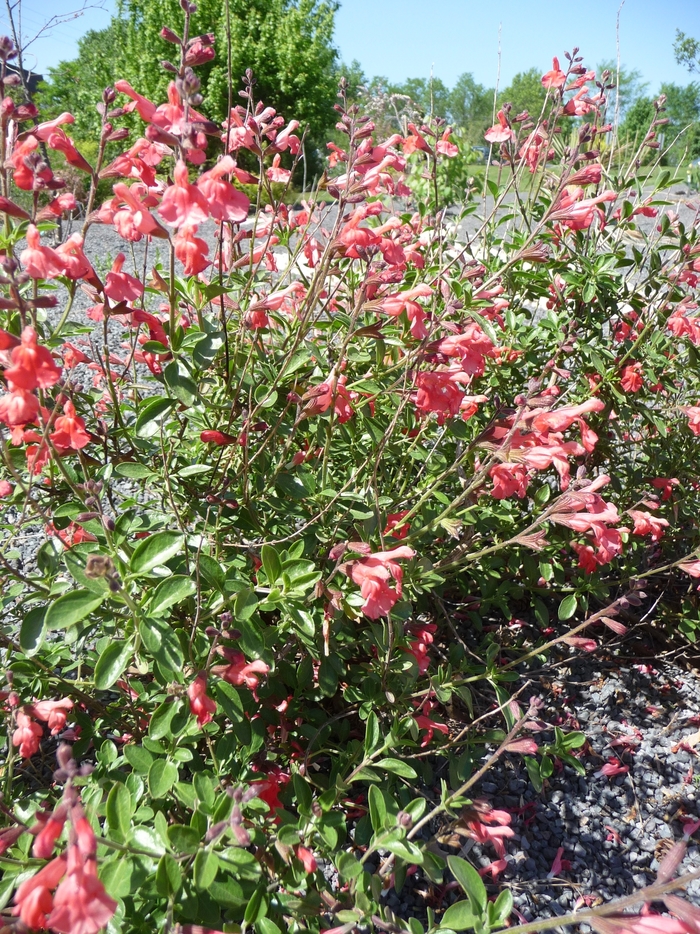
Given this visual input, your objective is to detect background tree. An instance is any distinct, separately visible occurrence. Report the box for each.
[389,76,451,120]
[660,81,700,162]
[596,60,648,122]
[449,72,494,142]
[38,0,339,164]
[498,68,547,118]
[674,29,700,73]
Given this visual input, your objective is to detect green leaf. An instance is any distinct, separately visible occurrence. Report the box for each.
[164,361,198,406]
[156,853,182,896]
[256,919,282,934]
[561,730,586,750]
[364,711,381,755]
[318,657,338,696]
[20,605,48,655]
[193,849,219,890]
[368,784,387,832]
[148,758,178,798]
[261,543,281,584]
[336,851,363,881]
[149,575,197,614]
[524,755,543,792]
[376,758,418,779]
[167,824,200,853]
[447,856,487,914]
[440,900,479,931]
[114,462,155,479]
[493,887,514,923]
[558,593,578,621]
[123,743,154,773]
[292,772,312,815]
[234,587,258,621]
[379,830,424,863]
[94,639,132,690]
[134,396,174,439]
[139,617,185,675]
[45,589,105,631]
[243,885,267,924]
[192,330,224,369]
[149,698,182,740]
[106,783,132,839]
[130,531,184,575]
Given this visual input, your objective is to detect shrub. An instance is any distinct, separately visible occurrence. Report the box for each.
[1,17,700,934]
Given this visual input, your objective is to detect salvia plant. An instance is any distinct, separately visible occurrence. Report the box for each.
[1,8,700,934]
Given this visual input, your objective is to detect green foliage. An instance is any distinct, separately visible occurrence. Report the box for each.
[38,0,339,157]
[674,29,700,73]
[449,73,494,143]
[4,24,700,934]
[498,67,548,118]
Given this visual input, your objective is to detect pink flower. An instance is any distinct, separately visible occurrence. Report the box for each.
[114,79,157,122]
[32,697,74,734]
[542,57,566,89]
[436,128,459,157]
[50,401,91,451]
[594,757,629,778]
[12,709,43,758]
[174,226,210,275]
[159,160,209,227]
[111,182,169,240]
[384,510,410,539]
[4,326,62,391]
[563,635,598,652]
[214,649,270,693]
[505,738,539,755]
[530,398,605,434]
[620,363,643,393]
[379,284,433,339]
[485,110,515,144]
[32,807,67,859]
[266,153,291,184]
[197,155,250,222]
[342,545,415,619]
[679,559,700,579]
[547,846,572,878]
[461,802,514,858]
[0,389,40,427]
[549,188,617,230]
[0,479,13,497]
[13,855,67,929]
[683,404,700,436]
[20,225,64,279]
[201,430,237,445]
[490,463,529,500]
[188,673,217,727]
[55,235,94,281]
[48,846,118,934]
[301,371,355,423]
[104,253,144,302]
[629,509,669,542]
[296,845,317,873]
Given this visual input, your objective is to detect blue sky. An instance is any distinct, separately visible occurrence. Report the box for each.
[6,0,700,93]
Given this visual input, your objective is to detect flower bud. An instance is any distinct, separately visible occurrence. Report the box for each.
[160,26,182,44]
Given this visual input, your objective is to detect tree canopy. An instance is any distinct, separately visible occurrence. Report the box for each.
[38,0,339,157]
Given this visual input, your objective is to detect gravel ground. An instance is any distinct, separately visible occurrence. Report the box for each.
[367,648,700,925]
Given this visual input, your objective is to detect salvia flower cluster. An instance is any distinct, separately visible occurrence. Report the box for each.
[1,15,700,934]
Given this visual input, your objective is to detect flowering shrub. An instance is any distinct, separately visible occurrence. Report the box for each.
[2,17,700,934]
